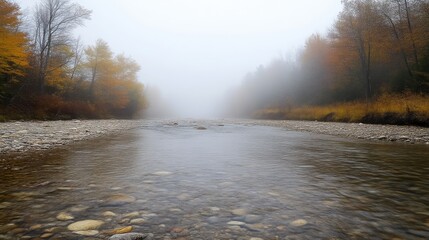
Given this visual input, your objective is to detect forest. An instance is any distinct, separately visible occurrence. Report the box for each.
[226,0,429,125]
[0,0,146,120]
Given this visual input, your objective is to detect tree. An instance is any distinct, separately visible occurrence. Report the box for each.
[33,0,91,94]
[0,0,29,104]
[0,0,28,77]
[331,0,387,101]
[84,39,113,98]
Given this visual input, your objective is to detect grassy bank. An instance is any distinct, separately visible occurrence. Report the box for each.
[254,94,429,126]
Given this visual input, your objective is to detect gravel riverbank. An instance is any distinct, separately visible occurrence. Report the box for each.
[1,119,428,154]
[0,120,143,154]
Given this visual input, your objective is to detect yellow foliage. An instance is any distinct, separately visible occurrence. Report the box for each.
[0,0,28,76]
[255,94,429,125]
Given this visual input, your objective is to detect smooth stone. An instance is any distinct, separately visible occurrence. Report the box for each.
[231,208,247,216]
[0,223,17,233]
[105,226,133,235]
[67,220,104,231]
[152,171,172,176]
[124,211,140,218]
[227,221,246,226]
[30,224,42,230]
[103,211,117,217]
[250,238,264,240]
[106,194,136,205]
[56,212,74,221]
[40,233,53,238]
[244,215,263,224]
[73,230,99,236]
[176,193,191,201]
[290,219,308,227]
[109,232,153,240]
[207,216,220,223]
[130,218,146,224]
[209,207,220,211]
[69,205,88,212]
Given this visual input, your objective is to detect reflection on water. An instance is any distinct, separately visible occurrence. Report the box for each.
[1,120,428,239]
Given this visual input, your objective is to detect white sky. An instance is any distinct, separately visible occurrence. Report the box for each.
[16,0,343,118]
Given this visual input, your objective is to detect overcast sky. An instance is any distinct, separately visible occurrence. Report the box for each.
[16,0,343,118]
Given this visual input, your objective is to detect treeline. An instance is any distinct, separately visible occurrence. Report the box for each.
[0,0,146,120]
[227,0,429,124]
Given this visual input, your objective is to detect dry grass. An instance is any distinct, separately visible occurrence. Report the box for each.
[254,93,429,126]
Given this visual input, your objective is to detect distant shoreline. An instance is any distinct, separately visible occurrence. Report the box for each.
[250,119,429,145]
[1,119,428,155]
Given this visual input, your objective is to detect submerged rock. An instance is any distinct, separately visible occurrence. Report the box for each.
[73,230,99,236]
[106,194,136,205]
[108,232,153,240]
[67,220,104,231]
[231,208,247,216]
[290,219,308,227]
[56,212,74,221]
[152,171,172,176]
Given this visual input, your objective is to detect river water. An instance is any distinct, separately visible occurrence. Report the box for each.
[1,120,428,239]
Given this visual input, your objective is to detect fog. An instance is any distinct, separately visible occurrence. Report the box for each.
[16,0,342,118]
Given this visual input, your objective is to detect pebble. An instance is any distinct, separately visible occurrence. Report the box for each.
[103,211,117,217]
[130,218,146,224]
[109,232,153,240]
[152,171,172,176]
[56,212,74,221]
[29,224,42,230]
[244,215,263,224]
[67,220,104,231]
[106,194,136,205]
[227,221,246,226]
[73,230,99,236]
[231,208,247,216]
[40,233,53,238]
[290,219,308,227]
[124,211,140,218]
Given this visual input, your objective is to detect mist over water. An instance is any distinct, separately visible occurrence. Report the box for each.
[15,0,342,119]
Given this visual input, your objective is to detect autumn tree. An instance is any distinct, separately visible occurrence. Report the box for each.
[83,39,113,98]
[0,0,29,103]
[83,40,146,117]
[331,0,388,101]
[32,0,91,94]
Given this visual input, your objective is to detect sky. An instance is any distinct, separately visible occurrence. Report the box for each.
[15,0,343,118]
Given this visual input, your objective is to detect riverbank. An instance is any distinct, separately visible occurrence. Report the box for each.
[0,120,143,154]
[249,119,429,144]
[1,119,428,154]
[253,94,429,127]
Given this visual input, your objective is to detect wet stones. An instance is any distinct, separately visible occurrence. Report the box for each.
[290,219,308,227]
[67,219,104,231]
[56,212,74,221]
[231,208,247,216]
[109,232,153,240]
[152,171,172,176]
[106,194,136,206]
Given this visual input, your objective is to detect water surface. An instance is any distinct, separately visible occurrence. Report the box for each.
[1,120,428,239]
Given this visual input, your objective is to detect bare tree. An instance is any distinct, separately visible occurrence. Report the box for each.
[33,0,91,94]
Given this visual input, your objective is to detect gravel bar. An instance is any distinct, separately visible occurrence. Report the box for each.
[250,119,429,144]
[0,120,143,154]
[1,119,429,154]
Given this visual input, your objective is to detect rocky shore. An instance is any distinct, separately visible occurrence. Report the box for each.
[253,119,429,144]
[0,120,143,154]
[1,119,428,154]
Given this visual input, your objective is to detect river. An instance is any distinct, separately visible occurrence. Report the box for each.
[1,120,428,239]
